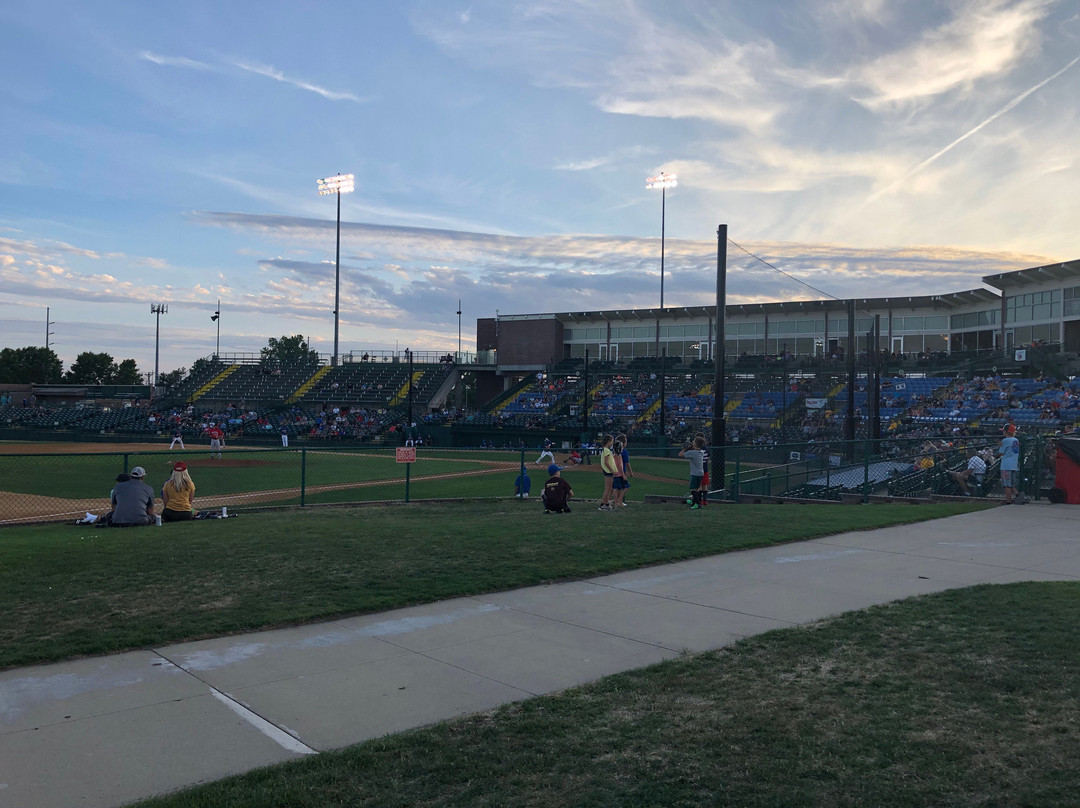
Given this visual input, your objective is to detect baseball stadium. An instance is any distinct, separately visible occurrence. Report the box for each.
[3,257,1080,524]
[7,262,1080,808]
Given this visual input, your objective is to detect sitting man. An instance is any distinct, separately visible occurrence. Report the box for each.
[107,466,156,526]
[948,447,987,496]
[541,463,574,513]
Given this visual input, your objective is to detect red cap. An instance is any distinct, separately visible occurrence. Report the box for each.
[173,461,188,471]
[1003,424,1016,436]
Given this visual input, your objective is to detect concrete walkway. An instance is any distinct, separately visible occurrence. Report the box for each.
[2,503,1079,807]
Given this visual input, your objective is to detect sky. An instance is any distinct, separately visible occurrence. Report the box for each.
[1,0,1078,377]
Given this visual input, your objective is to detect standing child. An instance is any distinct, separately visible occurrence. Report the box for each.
[598,434,616,510]
[615,433,633,507]
[611,440,626,506]
[996,423,1022,504]
[695,431,710,507]
[679,437,707,509]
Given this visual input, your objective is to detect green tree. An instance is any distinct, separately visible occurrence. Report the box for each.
[0,346,63,384]
[114,358,142,385]
[158,367,187,389]
[190,357,217,379]
[261,335,318,368]
[64,352,117,385]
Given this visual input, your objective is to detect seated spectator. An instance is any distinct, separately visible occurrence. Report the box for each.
[106,466,155,526]
[514,466,531,499]
[161,461,198,521]
[948,448,986,496]
[110,472,130,501]
[542,464,574,513]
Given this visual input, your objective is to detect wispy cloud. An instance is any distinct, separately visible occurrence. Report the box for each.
[138,50,214,70]
[138,50,369,104]
[230,60,370,103]
[190,211,1053,308]
[554,145,654,172]
[860,50,1080,206]
[851,0,1056,109]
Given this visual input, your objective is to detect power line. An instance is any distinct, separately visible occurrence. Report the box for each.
[727,238,841,302]
[727,238,876,318]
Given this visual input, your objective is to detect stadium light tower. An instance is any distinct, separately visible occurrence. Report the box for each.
[646,172,677,310]
[45,307,56,351]
[211,300,221,360]
[151,303,168,398]
[317,172,355,366]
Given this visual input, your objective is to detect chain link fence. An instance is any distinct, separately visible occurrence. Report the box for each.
[0,445,698,525]
[719,434,1053,504]
[0,434,1056,525]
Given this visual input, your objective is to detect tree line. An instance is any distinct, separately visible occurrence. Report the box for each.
[1,335,316,387]
[0,347,144,385]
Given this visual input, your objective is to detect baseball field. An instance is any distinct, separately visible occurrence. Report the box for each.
[0,440,695,524]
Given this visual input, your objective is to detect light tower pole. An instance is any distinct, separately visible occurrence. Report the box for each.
[211,301,221,360]
[457,299,462,361]
[317,172,355,366]
[151,303,168,399]
[45,307,56,351]
[646,171,677,357]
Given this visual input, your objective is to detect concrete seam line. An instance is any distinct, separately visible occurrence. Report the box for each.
[208,688,317,756]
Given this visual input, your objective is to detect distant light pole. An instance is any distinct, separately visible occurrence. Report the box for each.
[457,299,462,361]
[151,303,168,398]
[317,172,355,366]
[211,300,221,360]
[646,171,677,356]
[44,307,57,382]
[45,307,56,352]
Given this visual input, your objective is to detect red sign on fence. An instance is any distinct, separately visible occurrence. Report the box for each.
[396,447,416,463]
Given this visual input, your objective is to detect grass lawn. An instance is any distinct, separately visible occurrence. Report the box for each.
[1,500,988,670]
[133,581,1080,808]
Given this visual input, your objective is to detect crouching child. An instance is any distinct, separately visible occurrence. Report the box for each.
[542,463,574,513]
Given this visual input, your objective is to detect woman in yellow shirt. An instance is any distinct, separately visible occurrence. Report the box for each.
[161,461,198,522]
[598,434,616,510]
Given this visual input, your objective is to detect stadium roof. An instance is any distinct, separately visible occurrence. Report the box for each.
[982,258,1080,291]
[521,287,1001,325]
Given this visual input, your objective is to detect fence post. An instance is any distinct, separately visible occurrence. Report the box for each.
[1032,434,1041,502]
[863,436,871,503]
[405,460,411,503]
[733,444,741,504]
[300,447,306,507]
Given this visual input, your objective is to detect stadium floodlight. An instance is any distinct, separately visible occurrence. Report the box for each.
[151,303,168,400]
[211,300,221,360]
[317,173,355,195]
[645,172,677,311]
[317,173,355,366]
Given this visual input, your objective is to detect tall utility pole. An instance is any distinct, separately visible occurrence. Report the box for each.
[457,299,462,361]
[151,303,168,398]
[317,173,355,366]
[647,172,677,358]
[711,225,727,495]
[581,347,590,436]
[406,348,414,432]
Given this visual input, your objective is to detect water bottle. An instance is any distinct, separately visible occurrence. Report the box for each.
[155,515,162,527]
[221,506,227,517]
